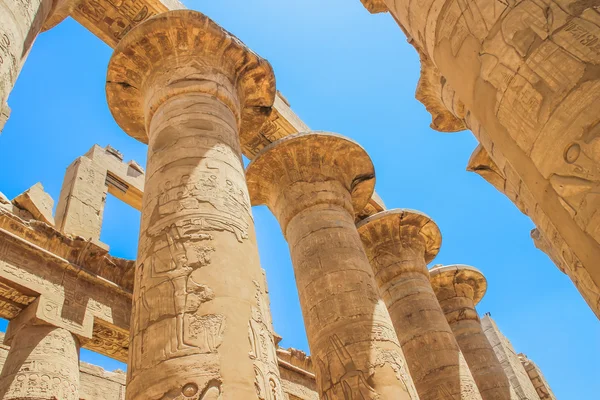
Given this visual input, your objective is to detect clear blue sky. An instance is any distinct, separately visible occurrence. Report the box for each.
[0,1,597,398]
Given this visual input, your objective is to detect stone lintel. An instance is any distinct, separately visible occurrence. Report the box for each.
[358,208,442,263]
[0,210,132,361]
[246,131,375,233]
[84,144,144,210]
[3,296,92,345]
[106,10,275,148]
[430,264,487,305]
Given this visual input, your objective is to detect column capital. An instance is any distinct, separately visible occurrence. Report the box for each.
[247,131,375,233]
[358,208,441,263]
[430,264,487,305]
[106,10,275,151]
[360,0,388,14]
[356,192,386,222]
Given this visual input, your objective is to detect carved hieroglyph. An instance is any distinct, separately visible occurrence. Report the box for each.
[430,265,519,400]
[0,304,81,400]
[358,0,600,319]
[247,132,419,400]
[358,209,483,400]
[106,10,283,400]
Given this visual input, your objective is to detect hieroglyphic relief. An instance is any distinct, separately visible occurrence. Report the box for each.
[0,325,80,400]
[72,0,165,47]
[249,279,284,400]
[89,323,129,362]
[316,335,379,400]
[364,0,600,317]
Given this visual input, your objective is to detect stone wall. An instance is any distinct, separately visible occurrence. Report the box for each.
[0,331,318,400]
[482,315,544,400]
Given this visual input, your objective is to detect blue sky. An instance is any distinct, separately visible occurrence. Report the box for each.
[0,0,597,398]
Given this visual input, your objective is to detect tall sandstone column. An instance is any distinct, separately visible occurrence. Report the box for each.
[106,10,283,400]
[357,209,483,400]
[246,132,419,400]
[357,0,600,318]
[0,0,78,112]
[0,303,80,400]
[431,265,517,400]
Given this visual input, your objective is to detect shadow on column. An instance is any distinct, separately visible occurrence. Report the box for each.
[431,264,516,400]
[247,131,419,399]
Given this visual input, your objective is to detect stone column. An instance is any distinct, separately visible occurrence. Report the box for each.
[358,209,483,400]
[357,0,600,319]
[431,265,516,400]
[246,132,418,400]
[106,10,283,400]
[0,0,76,114]
[0,304,80,400]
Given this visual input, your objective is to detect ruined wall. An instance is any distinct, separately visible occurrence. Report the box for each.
[481,315,544,400]
[519,354,557,400]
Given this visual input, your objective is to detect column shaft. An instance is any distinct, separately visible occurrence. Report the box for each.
[0,323,80,399]
[446,297,514,399]
[247,132,419,400]
[287,202,415,399]
[437,280,516,400]
[375,0,600,316]
[129,92,281,399]
[358,211,481,400]
[387,268,481,399]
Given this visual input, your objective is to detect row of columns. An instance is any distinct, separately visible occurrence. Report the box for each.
[0,7,524,400]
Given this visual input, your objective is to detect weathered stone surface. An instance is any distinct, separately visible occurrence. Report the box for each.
[519,354,556,400]
[355,192,386,222]
[482,315,541,400]
[0,307,80,400]
[0,328,318,400]
[277,348,319,400]
[360,0,388,14]
[468,143,600,318]
[431,265,519,400]
[106,9,283,399]
[79,362,126,400]
[247,131,419,400]
[67,0,308,160]
[358,0,600,320]
[415,51,466,133]
[55,145,144,245]
[0,208,133,362]
[12,183,55,226]
[359,209,483,400]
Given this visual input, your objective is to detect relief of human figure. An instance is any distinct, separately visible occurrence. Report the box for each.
[317,335,380,400]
